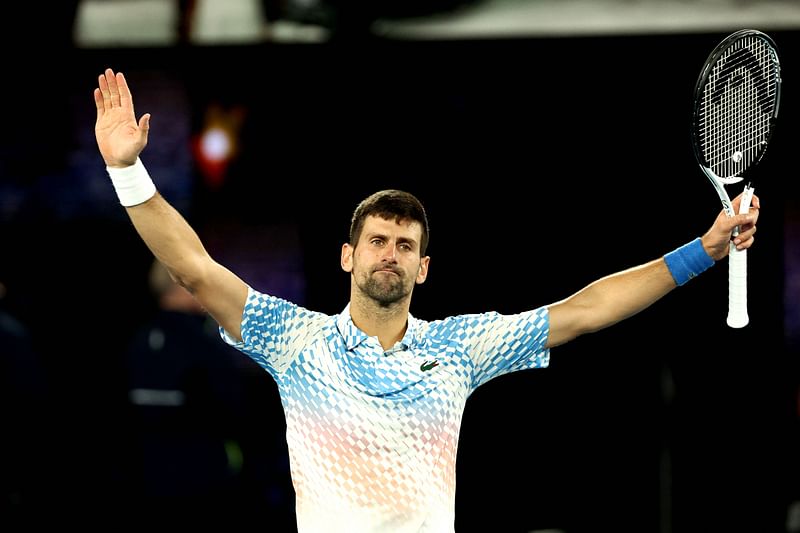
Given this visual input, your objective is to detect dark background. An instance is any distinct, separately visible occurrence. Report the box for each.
[1,21,798,533]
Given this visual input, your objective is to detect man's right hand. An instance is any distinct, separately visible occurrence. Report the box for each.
[94,68,150,168]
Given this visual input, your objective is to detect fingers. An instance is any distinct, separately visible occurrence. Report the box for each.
[731,211,758,250]
[106,68,121,107]
[93,88,104,117]
[732,212,757,233]
[138,113,151,134]
[739,208,758,226]
[96,68,129,111]
[98,69,111,110]
[733,192,761,212]
[729,191,760,227]
[117,71,134,110]
[733,231,755,250]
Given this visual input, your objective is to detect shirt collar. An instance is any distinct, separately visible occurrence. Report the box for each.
[335,303,419,351]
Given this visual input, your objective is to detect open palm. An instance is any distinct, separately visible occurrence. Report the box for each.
[94,68,150,167]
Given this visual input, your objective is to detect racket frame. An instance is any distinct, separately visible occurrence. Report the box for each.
[690,29,781,328]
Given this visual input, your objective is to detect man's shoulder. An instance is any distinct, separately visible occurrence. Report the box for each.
[413,311,496,338]
[418,307,549,336]
[245,289,334,329]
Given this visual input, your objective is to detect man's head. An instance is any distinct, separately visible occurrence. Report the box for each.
[348,190,429,256]
[342,190,430,307]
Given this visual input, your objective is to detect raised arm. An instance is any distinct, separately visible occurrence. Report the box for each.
[94,68,247,341]
[546,193,759,348]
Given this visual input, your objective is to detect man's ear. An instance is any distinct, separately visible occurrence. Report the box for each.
[341,243,353,272]
[416,256,430,284]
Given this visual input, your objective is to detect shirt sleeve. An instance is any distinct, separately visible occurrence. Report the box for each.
[219,287,328,376]
[458,307,550,390]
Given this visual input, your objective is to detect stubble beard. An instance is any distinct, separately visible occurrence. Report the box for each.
[356,269,412,307]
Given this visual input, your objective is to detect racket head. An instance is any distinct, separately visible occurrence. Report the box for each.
[691,29,781,186]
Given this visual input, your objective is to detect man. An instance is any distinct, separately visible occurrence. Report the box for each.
[94,68,758,532]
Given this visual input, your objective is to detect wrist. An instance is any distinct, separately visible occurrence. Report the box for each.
[664,237,715,286]
[106,157,156,207]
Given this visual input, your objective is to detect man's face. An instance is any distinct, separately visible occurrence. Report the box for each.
[342,215,429,306]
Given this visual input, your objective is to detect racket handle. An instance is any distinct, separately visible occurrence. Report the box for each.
[727,185,754,328]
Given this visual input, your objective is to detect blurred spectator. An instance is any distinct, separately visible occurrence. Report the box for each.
[122,259,293,524]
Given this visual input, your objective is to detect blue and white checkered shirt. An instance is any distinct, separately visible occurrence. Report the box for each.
[221,287,550,532]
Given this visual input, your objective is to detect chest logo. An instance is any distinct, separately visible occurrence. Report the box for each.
[420,360,439,372]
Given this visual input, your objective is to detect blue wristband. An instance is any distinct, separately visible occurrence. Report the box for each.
[664,238,715,286]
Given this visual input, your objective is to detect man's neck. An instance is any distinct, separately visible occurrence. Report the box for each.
[349,294,410,351]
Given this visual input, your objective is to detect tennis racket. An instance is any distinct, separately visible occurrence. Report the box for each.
[691,29,781,328]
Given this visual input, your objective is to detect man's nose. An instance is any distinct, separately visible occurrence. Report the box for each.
[381,243,398,262]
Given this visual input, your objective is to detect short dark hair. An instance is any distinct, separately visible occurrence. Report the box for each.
[349,190,429,255]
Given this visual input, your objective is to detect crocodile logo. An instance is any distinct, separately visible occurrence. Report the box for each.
[420,360,439,372]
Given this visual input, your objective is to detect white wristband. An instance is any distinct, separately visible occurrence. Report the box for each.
[106,157,157,207]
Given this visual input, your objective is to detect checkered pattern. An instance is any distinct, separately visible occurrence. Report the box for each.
[221,288,550,532]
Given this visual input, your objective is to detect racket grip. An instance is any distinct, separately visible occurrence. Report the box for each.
[726,185,753,328]
[727,246,748,328]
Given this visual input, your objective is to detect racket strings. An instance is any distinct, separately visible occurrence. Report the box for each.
[698,36,778,179]
[704,48,773,169]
